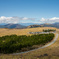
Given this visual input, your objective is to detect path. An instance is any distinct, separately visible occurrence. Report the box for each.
[12,33,58,55]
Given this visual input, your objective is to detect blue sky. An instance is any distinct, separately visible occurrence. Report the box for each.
[0,0,59,24]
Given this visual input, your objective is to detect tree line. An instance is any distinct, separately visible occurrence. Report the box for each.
[43,29,56,32]
[0,33,54,53]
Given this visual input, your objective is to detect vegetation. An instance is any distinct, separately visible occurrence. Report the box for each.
[43,29,56,32]
[0,33,54,53]
[27,25,43,28]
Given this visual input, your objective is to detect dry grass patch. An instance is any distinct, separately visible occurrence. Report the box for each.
[0,27,57,37]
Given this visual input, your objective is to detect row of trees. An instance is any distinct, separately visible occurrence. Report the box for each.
[0,33,54,53]
[43,29,56,32]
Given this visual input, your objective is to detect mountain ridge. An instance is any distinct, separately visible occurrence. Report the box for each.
[27,22,59,28]
[0,22,59,29]
[0,24,26,29]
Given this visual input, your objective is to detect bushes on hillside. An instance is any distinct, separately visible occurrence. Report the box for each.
[0,33,54,53]
[43,29,56,32]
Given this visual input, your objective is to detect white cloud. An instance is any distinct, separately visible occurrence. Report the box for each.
[0,16,59,24]
[40,18,46,22]
[0,16,19,24]
[22,17,28,20]
[40,17,59,23]
[0,16,35,24]
[50,17,59,20]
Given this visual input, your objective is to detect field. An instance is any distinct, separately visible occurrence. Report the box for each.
[0,27,57,36]
[0,27,59,59]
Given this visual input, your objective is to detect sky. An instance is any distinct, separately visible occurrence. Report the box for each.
[0,0,59,24]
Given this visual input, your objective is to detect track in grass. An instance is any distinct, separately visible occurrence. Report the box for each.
[12,34,58,55]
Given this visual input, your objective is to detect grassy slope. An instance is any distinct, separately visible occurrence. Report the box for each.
[0,27,57,36]
[0,27,59,59]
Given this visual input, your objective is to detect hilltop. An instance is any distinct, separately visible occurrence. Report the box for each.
[27,24,43,28]
[27,22,59,28]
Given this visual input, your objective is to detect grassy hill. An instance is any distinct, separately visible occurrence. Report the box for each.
[0,27,59,59]
[0,27,57,37]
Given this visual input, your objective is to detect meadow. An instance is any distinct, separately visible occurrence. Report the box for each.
[0,27,59,59]
[0,27,57,36]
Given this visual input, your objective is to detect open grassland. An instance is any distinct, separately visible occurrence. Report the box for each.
[0,27,59,59]
[0,27,57,37]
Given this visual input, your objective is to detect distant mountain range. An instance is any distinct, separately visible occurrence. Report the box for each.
[20,23,40,26]
[40,22,59,28]
[0,24,27,29]
[27,22,59,28]
[0,22,59,29]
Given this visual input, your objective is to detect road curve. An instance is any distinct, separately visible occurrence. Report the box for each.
[12,34,58,55]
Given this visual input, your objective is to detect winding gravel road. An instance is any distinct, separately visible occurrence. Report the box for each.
[12,34,58,55]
